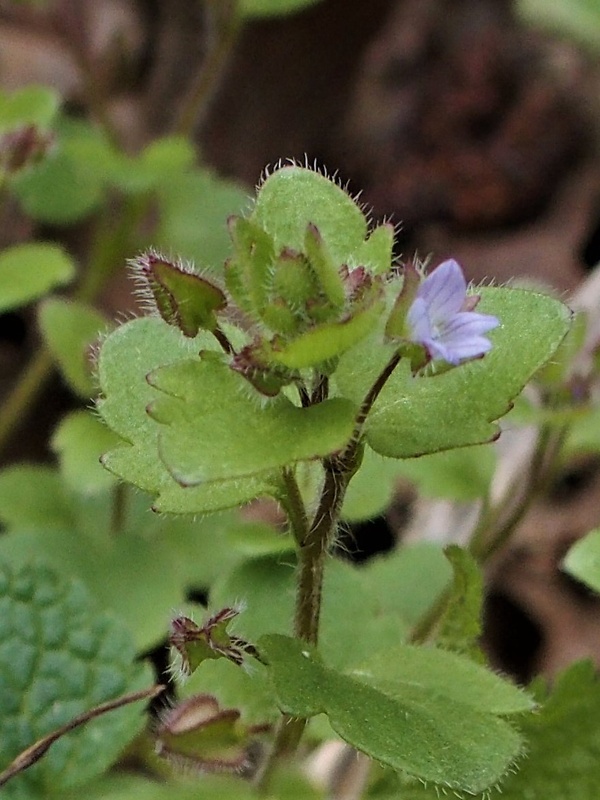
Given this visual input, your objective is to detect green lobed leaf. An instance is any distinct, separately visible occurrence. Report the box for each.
[0,244,75,312]
[436,545,484,658]
[148,356,357,484]
[384,659,600,800]
[39,298,109,397]
[562,528,600,593]
[0,561,152,798]
[335,287,571,458]
[51,411,120,495]
[97,316,279,513]
[261,634,524,795]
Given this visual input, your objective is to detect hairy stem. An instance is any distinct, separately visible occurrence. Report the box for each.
[295,461,345,643]
[258,352,405,793]
[280,468,310,549]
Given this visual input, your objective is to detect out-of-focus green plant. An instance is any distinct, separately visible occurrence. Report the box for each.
[1,2,600,799]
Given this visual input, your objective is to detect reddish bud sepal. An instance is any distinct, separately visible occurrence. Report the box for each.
[155,694,262,774]
[131,249,226,337]
[230,343,300,397]
[169,607,258,679]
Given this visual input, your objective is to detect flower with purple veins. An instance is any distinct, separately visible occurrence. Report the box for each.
[407,259,499,366]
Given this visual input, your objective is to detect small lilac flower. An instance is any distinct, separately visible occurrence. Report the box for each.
[407,259,499,366]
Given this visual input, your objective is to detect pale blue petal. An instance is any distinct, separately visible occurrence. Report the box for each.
[406,296,433,341]
[440,311,500,340]
[418,260,466,323]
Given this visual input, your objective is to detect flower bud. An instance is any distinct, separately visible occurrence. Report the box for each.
[130,249,226,337]
[155,694,254,774]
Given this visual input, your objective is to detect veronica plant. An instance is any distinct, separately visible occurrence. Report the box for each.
[87,164,571,796]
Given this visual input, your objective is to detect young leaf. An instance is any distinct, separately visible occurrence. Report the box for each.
[148,356,356,484]
[0,244,75,313]
[260,634,524,795]
[0,561,152,797]
[562,528,600,593]
[38,298,108,398]
[252,166,389,273]
[264,300,384,369]
[335,287,571,458]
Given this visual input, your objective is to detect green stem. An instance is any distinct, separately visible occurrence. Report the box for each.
[110,483,128,536]
[410,422,568,644]
[76,196,147,303]
[0,196,146,459]
[280,468,310,548]
[295,461,346,643]
[258,352,406,793]
[253,715,306,794]
[469,424,566,562]
[409,585,452,645]
[175,0,242,138]
[0,348,54,455]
